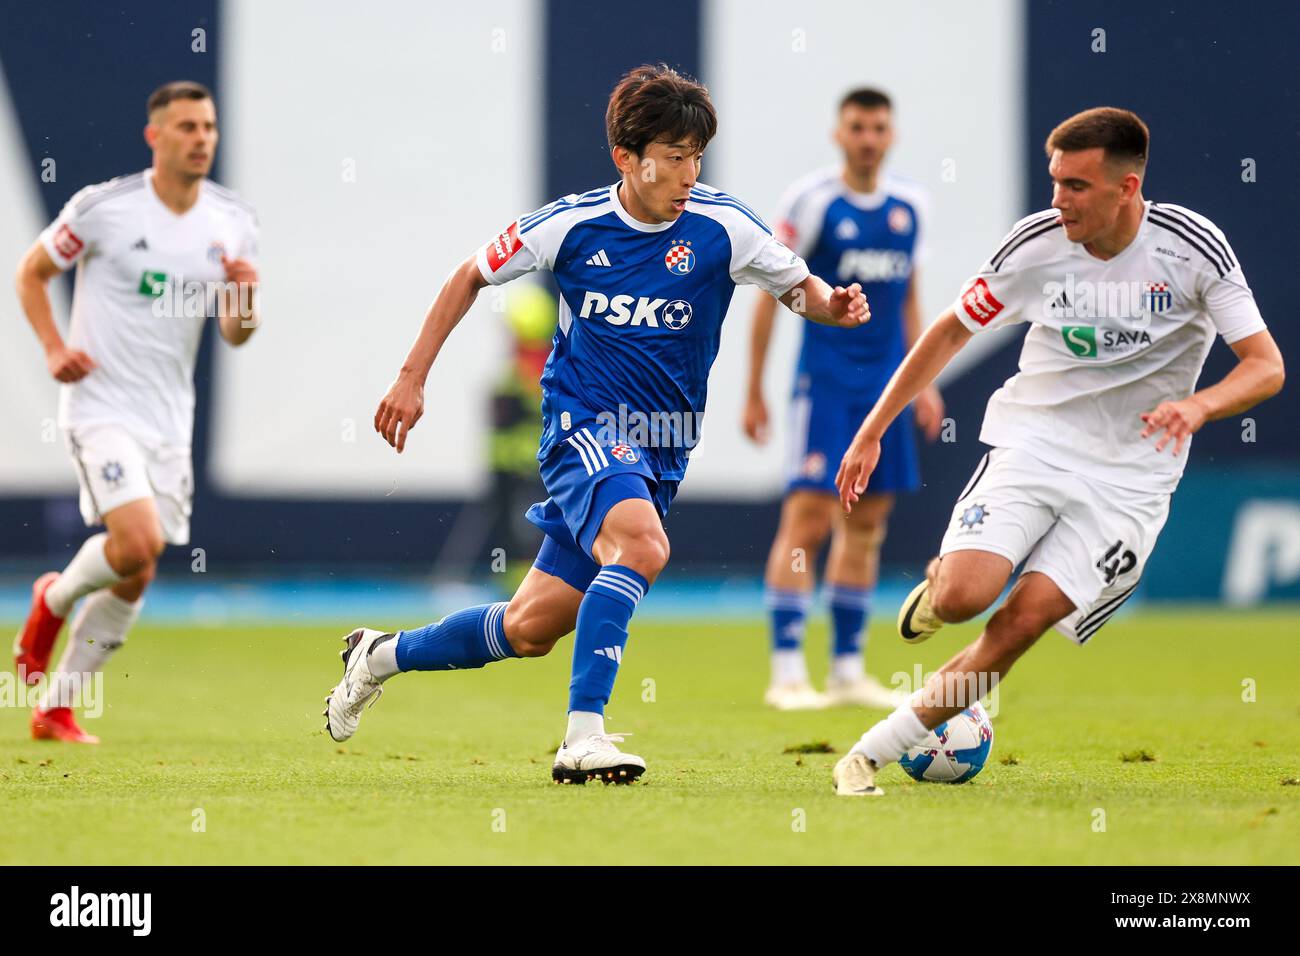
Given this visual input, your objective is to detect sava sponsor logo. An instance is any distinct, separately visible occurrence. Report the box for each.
[836,248,911,283]
[578,291,692,330]
[1042,274,1171,323]
[1061,325,1154,358]
[50,886,151,936]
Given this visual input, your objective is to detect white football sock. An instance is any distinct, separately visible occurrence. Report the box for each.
[831,653,865,683]
[366,632,400,681]
[45,533,123,617]
[565,710,605,745]
[850,702,930,768]
[39,590,141,711]
[771,649,809,686]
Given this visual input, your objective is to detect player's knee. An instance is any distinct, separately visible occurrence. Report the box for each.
[843,517,887,551]
[930,580,991,623]
[109,528,165,575]
[618,529,670,581]
[113,564,155,603]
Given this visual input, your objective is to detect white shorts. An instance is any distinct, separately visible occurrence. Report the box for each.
[939,446,1170,644]
[64,424,193,546]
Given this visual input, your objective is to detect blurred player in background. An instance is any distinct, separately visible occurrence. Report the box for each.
[12,81,259,743]
[326,64,870,785]
[743,89,943,710]
[831,107,1285,796]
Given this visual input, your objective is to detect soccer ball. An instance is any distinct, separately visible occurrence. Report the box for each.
[899,701,993,783]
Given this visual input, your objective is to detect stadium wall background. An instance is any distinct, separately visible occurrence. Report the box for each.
[1,0,1296,603]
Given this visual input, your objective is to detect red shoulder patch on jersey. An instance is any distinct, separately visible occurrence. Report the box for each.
[486,221,522,272]
[53,224,85,260]
[960,277,1004,326]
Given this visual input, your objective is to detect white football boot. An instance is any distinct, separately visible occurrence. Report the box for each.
[764,680,829,711]
[552,733,646,785]
[824,674,905,709]
[324,627,389,742]
[833,752,885,797]
[897,580,944,644]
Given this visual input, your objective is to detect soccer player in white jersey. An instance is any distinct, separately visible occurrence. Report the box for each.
[13,81,259,743]
[829,108,1285,795]
[744,88,943,711]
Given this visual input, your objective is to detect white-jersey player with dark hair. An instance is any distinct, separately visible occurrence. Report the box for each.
[13,81,259,743]
[830,107,1285,796]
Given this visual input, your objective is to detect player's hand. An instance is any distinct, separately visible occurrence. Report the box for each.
[1139,396,1208,456]
[375,371,425,453]
[914,385,945,442]
[46,344,97,383]
[836,432,882,513]
[221,255,259,286]
[742,392,770,444]
[829,282,870,328]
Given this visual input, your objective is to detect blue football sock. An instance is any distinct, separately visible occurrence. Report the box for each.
[568,565,648,715]
[395,602,517,672]
[827,584,872,658]
[766,587,812,651]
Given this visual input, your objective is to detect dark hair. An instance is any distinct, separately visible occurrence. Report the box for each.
[147,80,214,118]
[1045,107,1149,170]
[839,87,892,113]
[605,64,717,155]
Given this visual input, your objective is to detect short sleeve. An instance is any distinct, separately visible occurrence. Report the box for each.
[732,231,810,297]
[771,175,832,259]
[1205,265,1266,344]
[38,195,101,270]
[949,217,1046,333]
[475,220,542,286]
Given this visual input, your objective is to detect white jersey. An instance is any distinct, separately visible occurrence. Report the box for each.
[39,169,259,448]
[952,201,1266,493]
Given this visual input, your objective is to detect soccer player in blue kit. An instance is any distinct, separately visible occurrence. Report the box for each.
[743,89,944,710]
[323,64,870,784]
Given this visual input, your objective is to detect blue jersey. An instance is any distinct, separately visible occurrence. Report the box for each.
[775,169,927,391]
[477,182,809,483]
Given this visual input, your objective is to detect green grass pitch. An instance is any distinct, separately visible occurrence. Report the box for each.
[1,608,1297,865]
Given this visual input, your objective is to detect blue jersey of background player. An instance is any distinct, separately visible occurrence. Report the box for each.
[326,65,870,785]
[743,88,945,711]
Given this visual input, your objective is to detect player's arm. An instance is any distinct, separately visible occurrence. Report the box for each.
[217,255,259,346]
[375,254,489,452]
[14,240,97,382]
[836,309,973,510]
[903,269,944,441]
[1140,329,1285,455]
[742,293,780,444]
[779,274,869,327]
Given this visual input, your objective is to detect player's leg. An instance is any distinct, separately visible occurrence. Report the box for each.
[822,492,899,707]
[323,540,588,743]
[898,449,1050,643]
[762,489,836,708]
[33,498,164,743]
[834,571,1075,796]
[551,493,667,783]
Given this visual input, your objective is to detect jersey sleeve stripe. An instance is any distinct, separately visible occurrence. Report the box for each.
[687,195,771,234]
[991,220,1061,271]
[1147,215,1228,278]
[688,186,764,223]
[518,196,611,235]
[1150,204,1236,272]
[988,210,1059,265]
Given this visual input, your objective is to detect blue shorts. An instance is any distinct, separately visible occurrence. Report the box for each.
[784,375,919,496]
[528,423,678,592]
